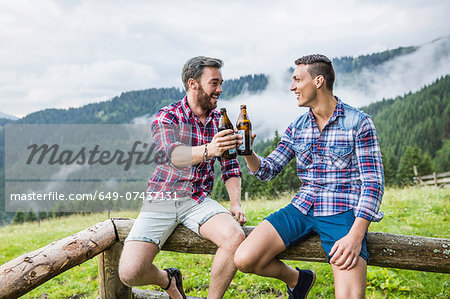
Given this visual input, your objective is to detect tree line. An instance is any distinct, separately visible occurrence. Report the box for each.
[1,43,448,223]
[212,75,450,201]
[362,75,449,185]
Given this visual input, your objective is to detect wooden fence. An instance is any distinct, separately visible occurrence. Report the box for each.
[1,218,449,298]
[414,168,450,188]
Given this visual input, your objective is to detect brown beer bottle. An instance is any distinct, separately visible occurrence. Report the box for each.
[218,108,237,159]
[236,105,252,155]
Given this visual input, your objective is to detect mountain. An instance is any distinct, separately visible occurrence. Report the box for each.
[333,46,418,75]
[362,75,449,157]
[0,112,18,121]
[6,37,447,126]
[334,36,450,108]
[360,75,450,183]
[13,74,268,125]
[1,38,449,223]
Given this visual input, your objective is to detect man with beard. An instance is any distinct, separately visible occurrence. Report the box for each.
[119,56,246,299]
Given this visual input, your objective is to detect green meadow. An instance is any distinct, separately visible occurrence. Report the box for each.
[1,187,448,298]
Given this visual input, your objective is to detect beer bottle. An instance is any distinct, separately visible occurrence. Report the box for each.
[236,105,252,155]
[218,108,237,159]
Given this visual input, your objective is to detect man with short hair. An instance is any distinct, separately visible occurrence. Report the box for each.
[234,54,384,299]
[119,56,246,299]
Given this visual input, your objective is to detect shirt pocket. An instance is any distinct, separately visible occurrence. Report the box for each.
[293,142,313,169]
[330,146,353,169]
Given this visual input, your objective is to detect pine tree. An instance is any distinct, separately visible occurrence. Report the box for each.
[211,179,229,201]
[24,209,37,222]
[12,210,25,224]
[38,211,48,221]
[382,151,398,185]
[433,139,450,172]
[397,145,432,185]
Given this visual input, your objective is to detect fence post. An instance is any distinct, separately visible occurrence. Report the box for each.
[0,219,116,299]
[413,165,419,185]
[98,242,132,299]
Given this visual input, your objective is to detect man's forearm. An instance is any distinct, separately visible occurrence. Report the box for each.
[170,144,207,168]
[348,217,370,241]
[243,151,261,173]
[224,176,241,206]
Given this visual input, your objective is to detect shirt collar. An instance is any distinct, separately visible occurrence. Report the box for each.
[181,96,193,118]
[332,96,345,119]
[181,96,220,123]
[308,96,345,124]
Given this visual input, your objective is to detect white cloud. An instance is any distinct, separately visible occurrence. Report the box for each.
[0,0,448,117]
[3,60,157,114]
[336,37,450,108]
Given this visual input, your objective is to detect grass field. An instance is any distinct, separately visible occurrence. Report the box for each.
[1,186,449,298]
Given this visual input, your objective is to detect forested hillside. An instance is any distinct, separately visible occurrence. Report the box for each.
[362,75,450,184]
[212,75,450,201]
[15,74,268,125]
[2,44,417,126]
[333,46,418,75]
[1,42,448,223]
[0,74,268,223]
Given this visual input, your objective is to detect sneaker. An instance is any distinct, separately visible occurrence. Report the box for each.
[287,267,316,299]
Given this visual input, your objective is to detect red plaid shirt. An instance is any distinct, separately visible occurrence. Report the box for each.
[148,96,241,203]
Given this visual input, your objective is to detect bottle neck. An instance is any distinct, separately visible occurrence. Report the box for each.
[240,108,247,118]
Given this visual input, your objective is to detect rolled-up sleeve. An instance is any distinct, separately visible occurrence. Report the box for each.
[250,126,295,182]
[151,110,184,161]
[354,117,384,222]
[219,156,241,182]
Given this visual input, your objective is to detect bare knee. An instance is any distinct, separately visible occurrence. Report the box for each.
[234,247,258,273]
[230,229,246,250]
[332,258,366,299]
[118,241,159,286]
[118,262,139,286]
[119,258,161,287]
[218,228,245,253]
[335,287,365,299]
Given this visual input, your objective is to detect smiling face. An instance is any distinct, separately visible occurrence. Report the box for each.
[290,64,318,108]
[193,66,223,111]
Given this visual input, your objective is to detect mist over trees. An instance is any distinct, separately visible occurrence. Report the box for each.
[333,46,418,75]
[214,75,449,200]
[0,44,448,223]
[362,75,450,185]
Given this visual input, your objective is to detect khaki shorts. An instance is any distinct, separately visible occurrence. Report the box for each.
[125,197,230,249]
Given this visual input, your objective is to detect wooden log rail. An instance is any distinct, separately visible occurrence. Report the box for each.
[414,171,450,187]
[0,219,117,298]
[0,218,449,299]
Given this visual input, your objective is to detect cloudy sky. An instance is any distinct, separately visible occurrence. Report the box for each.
[0,0,449,118]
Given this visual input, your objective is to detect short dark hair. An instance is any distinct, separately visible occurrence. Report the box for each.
[295,54,335,91]
[182,56,223,91]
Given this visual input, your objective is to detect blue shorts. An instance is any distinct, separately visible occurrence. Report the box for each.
[265,204,369,263]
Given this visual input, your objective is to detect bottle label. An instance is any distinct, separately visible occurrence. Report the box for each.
[238,130,246,150]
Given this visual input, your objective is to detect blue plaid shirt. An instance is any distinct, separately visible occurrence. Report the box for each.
[252,99,384,222]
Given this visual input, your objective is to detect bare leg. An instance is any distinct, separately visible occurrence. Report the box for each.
[234,220,300,288]
[332,256,367,299]
[199,213,246,299]
[118,241,183,299]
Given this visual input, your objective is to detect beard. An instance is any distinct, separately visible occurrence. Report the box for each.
[197,84,219,111]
